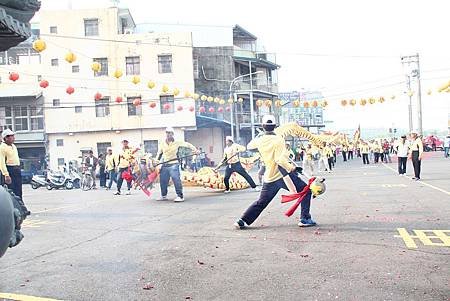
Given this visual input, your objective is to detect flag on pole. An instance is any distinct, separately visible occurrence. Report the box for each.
[353,124,361,143]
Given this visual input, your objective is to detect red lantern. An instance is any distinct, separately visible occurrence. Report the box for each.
[9,72,19,82]
[115,96,123,103]
[199,106,206,113]
[163,103,171,110]
[149,102,156,108]
[133,98,141,106]
[66,86,75,95]
[217,106,224,113]
[189,106,195,112]
[312,100,318,107]
[208,107,215,113]
[94,92,102,101]
[303,102,310,108]
[39,80,49,88]
[177,105,183,111]
[225,106,231,112]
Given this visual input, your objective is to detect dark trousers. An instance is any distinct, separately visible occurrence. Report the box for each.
[398,157,407,174]
[362,154,369,164]
[380,153,385,163]
[374,152,380,163]
[342,151,347,162]
[99,170,107,187]
[224,162,256,191]
[241,173,311,225]
[327,157,333,171]
[348,151,353,160]
[411,151,421,179]
[6,166,22,199]
[333,153,337,163]
[116,167,132,192]
[357,150,361,157]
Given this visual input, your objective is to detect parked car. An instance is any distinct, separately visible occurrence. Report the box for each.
[423,136,444,151]
[20,159,42,184]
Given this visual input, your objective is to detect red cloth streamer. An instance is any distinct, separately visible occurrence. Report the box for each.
[281,177,315,217]
[121,167,133,183]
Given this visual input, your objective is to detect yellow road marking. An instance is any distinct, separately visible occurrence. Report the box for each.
[382,163,450,196]
[395,228,450,249]
[0,293,61,301]
[22,219,60,228]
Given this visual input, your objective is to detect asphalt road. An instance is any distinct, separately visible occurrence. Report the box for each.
[0,152,449,301]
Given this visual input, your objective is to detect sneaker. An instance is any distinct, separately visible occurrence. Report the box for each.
[174,196,184,202]
[298,218,317,227]
[126,190,131,195]
[234,219,248,230]
[224,190,231,194]
[113,191,121,195]
[156,195,168,201]
[252,187,261,192]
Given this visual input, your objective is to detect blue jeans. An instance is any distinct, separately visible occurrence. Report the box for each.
[241,172,311,225]
[107,170,117,189]
[160,164,183,198]
[444,147,449,158]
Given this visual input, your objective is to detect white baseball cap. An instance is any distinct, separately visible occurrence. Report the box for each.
[165,127,175,133]
[1,129,15,138]
[225,136,233,142]
[262,114,276,125]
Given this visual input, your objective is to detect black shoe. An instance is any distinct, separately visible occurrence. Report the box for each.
[233,219,248,230]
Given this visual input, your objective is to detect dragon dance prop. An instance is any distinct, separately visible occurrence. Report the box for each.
[281,177,326,217]
[181,167,252,190]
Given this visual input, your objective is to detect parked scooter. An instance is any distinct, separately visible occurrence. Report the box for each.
[30,174,48,189]
[46,169,74,190]
[69,168,81,189]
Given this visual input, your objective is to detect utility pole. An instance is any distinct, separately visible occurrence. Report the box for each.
[401,54,423,135]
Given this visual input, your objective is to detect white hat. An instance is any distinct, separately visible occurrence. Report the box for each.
[165,127,175,133]
[225,136,233,142]
[262,114,276,125]
[2,129,15,138]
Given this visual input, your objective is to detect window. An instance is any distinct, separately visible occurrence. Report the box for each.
[193,57,199,79]
[160,95,174,114]
[97,142,111,157]
[72,65,79,73]
[50,26,57,34]
[126,56,140,75]
[95,97,110,117]
[4,107,12,130]
[93,58,108,76]
[144,140,158,157]
[14,106,28,131]
[53,99,60,107]
[37,75,42,81]
[30,106,44,130]
[84,19,99,36]
[127,97,142,116]
[57,158,65,166]
[158,55,172,73]
[51,58,58,66]
[56,139,64,146]
[75,106,82,113]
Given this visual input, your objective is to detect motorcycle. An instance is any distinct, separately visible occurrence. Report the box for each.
[46,169,74,190]
[68,168,81,189]
[30,174,48,189]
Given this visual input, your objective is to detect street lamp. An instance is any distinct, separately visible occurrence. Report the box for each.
[229,70,263,142]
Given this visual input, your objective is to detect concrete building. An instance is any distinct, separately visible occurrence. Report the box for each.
[1,7,196,169]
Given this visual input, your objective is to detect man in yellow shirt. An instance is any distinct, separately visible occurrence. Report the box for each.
[217,136,258,194]
[360,141,370,164]
[156,127,198,202]
[105,147,118,190]
[302,144,315,177]
[114,139,135,195]
[234,115,316,229]
[409,132,424,180]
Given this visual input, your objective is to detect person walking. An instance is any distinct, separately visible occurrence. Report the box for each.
[382,140,392,163]
[84,150,98,189]
[341,144,348,162]
[105,147,117,190]
[396,135,409,175]
[361,142,370,164]
[156,127,198,202]
[98,153,107,187]
[217,136,258,193]
[234,115,316,229]
[0,129,30,215]
[443,135,450,158]
[347,143,354,160]
[409,132,424,180]
[114,139,135,195]
[302,144,315,177]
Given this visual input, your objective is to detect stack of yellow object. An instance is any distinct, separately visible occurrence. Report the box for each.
[181,167,250,190]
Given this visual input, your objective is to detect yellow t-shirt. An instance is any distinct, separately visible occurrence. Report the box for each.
[105,154,118,171]
[157,140,197,162]
[247,133,294,183]
[118,148,134,169]
[409,138,424,156]
[223,143,246,164]
[0,143,20,176]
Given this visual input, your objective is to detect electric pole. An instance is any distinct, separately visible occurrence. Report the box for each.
[401,54,423,135]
